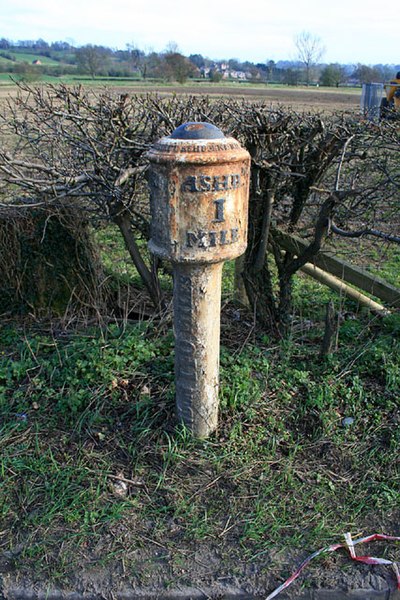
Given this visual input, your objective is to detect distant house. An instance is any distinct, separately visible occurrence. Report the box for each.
[32,59,42,65]
[230,70,247,80]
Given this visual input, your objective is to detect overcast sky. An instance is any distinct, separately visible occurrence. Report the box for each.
[1,0,397,65]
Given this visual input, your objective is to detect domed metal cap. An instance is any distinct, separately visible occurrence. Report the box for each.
[170,122,225,140]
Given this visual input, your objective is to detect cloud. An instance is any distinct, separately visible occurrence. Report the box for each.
[1,0,398,64]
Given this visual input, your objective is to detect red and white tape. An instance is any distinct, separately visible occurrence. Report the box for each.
[265,532,400,600]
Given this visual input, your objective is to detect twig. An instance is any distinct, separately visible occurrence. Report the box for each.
[331,222,400,244]
[106,473,146,487]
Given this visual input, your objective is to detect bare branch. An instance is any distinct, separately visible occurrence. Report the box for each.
[331,222,400,244]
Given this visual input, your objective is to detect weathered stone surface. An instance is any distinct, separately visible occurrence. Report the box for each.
[147,133,250,265]
[148,123,250,437]
[173,262,223,437]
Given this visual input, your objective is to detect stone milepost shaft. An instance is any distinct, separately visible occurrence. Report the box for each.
[173,261,223,436]
[147,122,250,438]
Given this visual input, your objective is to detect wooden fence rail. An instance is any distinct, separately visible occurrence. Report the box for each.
[272,228,400,308]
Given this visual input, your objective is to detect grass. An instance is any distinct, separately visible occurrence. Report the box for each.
[0,73,13,84]
[324,237,400,289]
[6,52,61,66]
[0,235,399,584]
[0,73,361,92]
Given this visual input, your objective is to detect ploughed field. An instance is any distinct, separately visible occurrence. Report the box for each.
[0,82,361,113]
[108,84,360,113]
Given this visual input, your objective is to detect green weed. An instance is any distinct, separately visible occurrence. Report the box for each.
[0,266,398,580]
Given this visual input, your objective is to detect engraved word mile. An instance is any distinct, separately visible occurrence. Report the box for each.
[186,228,239,249]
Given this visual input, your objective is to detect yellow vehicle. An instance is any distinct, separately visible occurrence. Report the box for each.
[381,71,400,116]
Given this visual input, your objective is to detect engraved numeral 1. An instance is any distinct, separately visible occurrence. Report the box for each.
[213,198,225,222]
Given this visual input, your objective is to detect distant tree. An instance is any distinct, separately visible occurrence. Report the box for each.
[320,63,347,87]
[189,54,206,69]
[163,51,198,83]
[266,59,276,82]
[164,40,180,54]
[352,64,381,84]
[255,63,267,81]
[0,38,11,49]
[33,38,49,51]
[374,64,395,81]
[209,68,223,83]
[50,41,72,52]
[75,45,111,78]
[228,58,242,71]
[126,43,147,77]
[282,67,300,86]
[145,52,164,78]
[295,31,325,85]
[18,40,35,48]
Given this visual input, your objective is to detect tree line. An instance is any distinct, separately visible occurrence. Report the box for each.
[0,36,399,86]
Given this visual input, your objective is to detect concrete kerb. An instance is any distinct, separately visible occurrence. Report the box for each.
[2,579,400,600]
